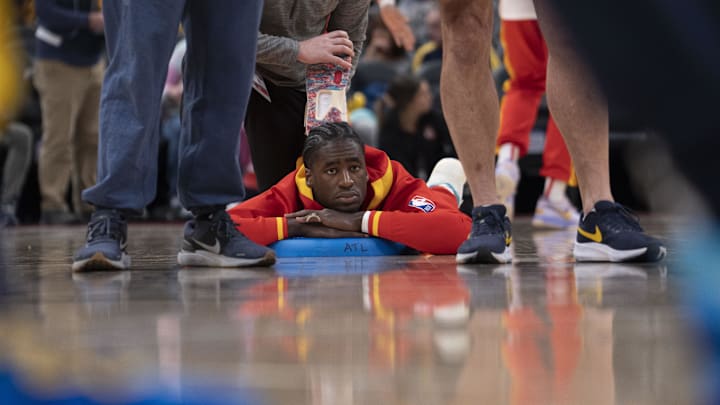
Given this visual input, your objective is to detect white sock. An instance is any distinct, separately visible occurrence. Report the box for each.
[427,158,466,207]
[543,178,567,203]
[497,143,520,162]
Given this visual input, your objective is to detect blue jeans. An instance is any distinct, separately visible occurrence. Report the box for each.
[83,0,262,213]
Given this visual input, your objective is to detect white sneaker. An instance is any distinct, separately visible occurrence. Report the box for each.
[495,160,520,219]
[427,158,466,207]
[532,196,580,229]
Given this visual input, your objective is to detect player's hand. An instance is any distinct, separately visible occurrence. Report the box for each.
[286,209,364,233]
[379,5,415,51]
[287,218,366,238]
[297,30,354,69]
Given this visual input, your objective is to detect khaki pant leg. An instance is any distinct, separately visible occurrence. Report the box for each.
[71,60,104,215]
[34,60,85,212]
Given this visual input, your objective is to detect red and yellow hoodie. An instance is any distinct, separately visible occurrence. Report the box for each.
[228,146,471,255]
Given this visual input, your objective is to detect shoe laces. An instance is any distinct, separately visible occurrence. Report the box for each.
[471,208,506,237]
[596,203,643,233]
[207,211,243,241]
[87,213,125,243]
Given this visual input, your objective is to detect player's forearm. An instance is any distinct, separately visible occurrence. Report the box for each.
[232,217,288,245]
[363,210,471,254]
[257,32,299,66]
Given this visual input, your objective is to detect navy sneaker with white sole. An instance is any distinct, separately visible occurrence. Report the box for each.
[574,200,666,262]
[72,209,130,272]
[456,204,513,264]
[178,209,276,268]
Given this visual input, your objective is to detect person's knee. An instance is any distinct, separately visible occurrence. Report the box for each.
[439,0,493,60]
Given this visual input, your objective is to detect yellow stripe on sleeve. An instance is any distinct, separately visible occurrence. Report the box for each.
[276,217,285,240]
[371,212,382,236]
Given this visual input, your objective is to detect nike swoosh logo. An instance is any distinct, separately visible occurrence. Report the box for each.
[578,225,603,243]
[193,238,221,254]
[505,233,512,246]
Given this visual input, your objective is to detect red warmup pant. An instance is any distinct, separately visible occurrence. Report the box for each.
[497,20,573,183]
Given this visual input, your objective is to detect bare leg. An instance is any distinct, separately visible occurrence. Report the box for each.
[439,0,498,206]
[534,0,613,213]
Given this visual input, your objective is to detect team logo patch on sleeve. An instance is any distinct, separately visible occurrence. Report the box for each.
[409,195,436,213]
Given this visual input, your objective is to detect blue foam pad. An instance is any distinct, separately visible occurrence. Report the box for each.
[270,237,407,257]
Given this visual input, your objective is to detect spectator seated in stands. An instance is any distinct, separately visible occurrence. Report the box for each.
[33,0,105,224]
[396,0,437,45]
[227,122,470,255]
[376,73,453,179]
[1,6,34,226]
[0,121,33,227]
[351,10,410,110]
[361,10,410,71]
[348,91,379,147]
[411,4,442,73]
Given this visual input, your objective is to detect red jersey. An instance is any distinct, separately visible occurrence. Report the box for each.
[228,146,471,254]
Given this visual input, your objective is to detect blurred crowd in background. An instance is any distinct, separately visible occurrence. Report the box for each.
[0,0,658,227]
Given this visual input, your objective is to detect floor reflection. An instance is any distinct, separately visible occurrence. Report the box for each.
[0,220,701,404]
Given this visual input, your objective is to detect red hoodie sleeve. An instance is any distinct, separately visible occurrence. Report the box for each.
[227,178,299,245]
[364,165,471,255]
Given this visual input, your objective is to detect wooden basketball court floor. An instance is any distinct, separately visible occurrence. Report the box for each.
[0,217,704,404]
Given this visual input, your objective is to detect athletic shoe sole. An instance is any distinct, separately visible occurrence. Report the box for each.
[72,251,131,272]
[177,249,276,268]
[456,245,512,264]
[574,242,667,263]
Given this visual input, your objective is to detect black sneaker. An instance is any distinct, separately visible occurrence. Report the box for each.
[177,209,276,267]
[456,205,512,264]
[72,209,130,272]
[574,200,666,262]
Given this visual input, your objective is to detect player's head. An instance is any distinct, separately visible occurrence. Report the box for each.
[303,122,368,212]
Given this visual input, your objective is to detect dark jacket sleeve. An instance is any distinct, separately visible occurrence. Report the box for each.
[36,0,90,31]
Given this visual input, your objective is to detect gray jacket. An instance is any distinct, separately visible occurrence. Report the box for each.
[257,0,371,90]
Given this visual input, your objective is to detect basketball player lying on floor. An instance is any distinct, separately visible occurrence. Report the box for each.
[228,122,471,255]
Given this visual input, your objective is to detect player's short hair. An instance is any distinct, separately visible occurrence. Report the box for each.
[303,122,365,168]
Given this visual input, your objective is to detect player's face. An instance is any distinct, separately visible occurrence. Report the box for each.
[306,140,368,213]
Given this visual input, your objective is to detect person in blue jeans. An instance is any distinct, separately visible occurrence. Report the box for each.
[72,1,276,271]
